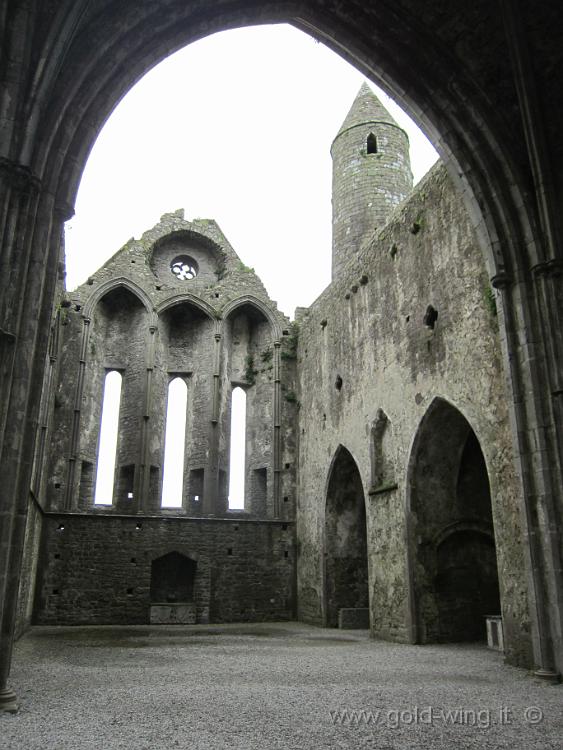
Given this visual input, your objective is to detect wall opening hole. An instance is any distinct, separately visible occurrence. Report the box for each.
[423,305,438,329]
[227,548,233,556]
[335,375,343,391]
[366,132,378,154]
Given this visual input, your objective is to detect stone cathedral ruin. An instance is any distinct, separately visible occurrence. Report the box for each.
[13,84,530,671]
[2,0,563,718]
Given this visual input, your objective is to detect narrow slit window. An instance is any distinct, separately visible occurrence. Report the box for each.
[367,132,377,154]
[94,370,122,505]
[161,377,188,508]
[228,386,246,510]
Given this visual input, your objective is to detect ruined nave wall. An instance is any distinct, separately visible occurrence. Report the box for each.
[296,162,532,667]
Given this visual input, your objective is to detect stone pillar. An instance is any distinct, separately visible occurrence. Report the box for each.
[138,323,157,513]
[0,160,70,711]
[494,271,563,679]
[65,315,91,510]
[202,326,222,515]
[498,0,563,679]
[273,340,282,518]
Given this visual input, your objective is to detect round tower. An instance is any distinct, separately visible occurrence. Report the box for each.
[331,82,413,278]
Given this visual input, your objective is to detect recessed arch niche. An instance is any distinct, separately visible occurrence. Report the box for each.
[406,398,501,643]
[324,445,369,628]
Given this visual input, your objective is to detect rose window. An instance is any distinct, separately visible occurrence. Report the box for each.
[170,255,198,280]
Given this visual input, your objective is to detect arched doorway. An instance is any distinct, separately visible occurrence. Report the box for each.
[324,446,369,628]
[407,398,501,643]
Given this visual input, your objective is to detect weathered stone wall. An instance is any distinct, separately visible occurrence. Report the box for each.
[42,211,297,518]
[35,514,295,625]
[31,212,299,630]
[296,162,532,667]
[27,163,530,667]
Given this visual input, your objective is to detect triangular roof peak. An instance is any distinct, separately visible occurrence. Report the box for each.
[334,82,400,140]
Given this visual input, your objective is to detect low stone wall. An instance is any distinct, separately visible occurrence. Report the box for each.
[35,513,295,625]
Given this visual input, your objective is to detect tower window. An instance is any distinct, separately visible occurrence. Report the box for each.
[366,133,377,154]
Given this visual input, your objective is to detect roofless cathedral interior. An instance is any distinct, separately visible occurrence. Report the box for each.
[1,0,562,712]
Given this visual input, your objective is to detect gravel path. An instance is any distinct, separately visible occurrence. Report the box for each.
[2,622,562,749]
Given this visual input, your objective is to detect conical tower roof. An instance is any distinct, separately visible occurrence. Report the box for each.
[333,82,401,142]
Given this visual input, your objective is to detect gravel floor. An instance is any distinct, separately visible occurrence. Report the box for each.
[2,622,562,750]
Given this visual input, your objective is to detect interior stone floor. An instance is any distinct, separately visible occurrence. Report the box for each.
[2,622,562,749]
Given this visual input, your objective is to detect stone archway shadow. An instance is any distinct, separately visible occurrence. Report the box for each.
[405,397,501,645]
[322,445,369,630]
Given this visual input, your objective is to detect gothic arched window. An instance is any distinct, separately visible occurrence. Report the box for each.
[161,377,188,508]
[94,370,122,505]
[228,386,246,509]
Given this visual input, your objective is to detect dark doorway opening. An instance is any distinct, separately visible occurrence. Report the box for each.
[150,551,197,603]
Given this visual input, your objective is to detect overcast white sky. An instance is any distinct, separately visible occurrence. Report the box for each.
[65,24,438,319]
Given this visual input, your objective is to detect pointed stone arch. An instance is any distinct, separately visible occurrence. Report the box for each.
[83,277,155,322]
[156,293,218,322]
[1,0,563,699]
[221,295,281,341]
[405,397,501,643]
[323,445,369,628]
